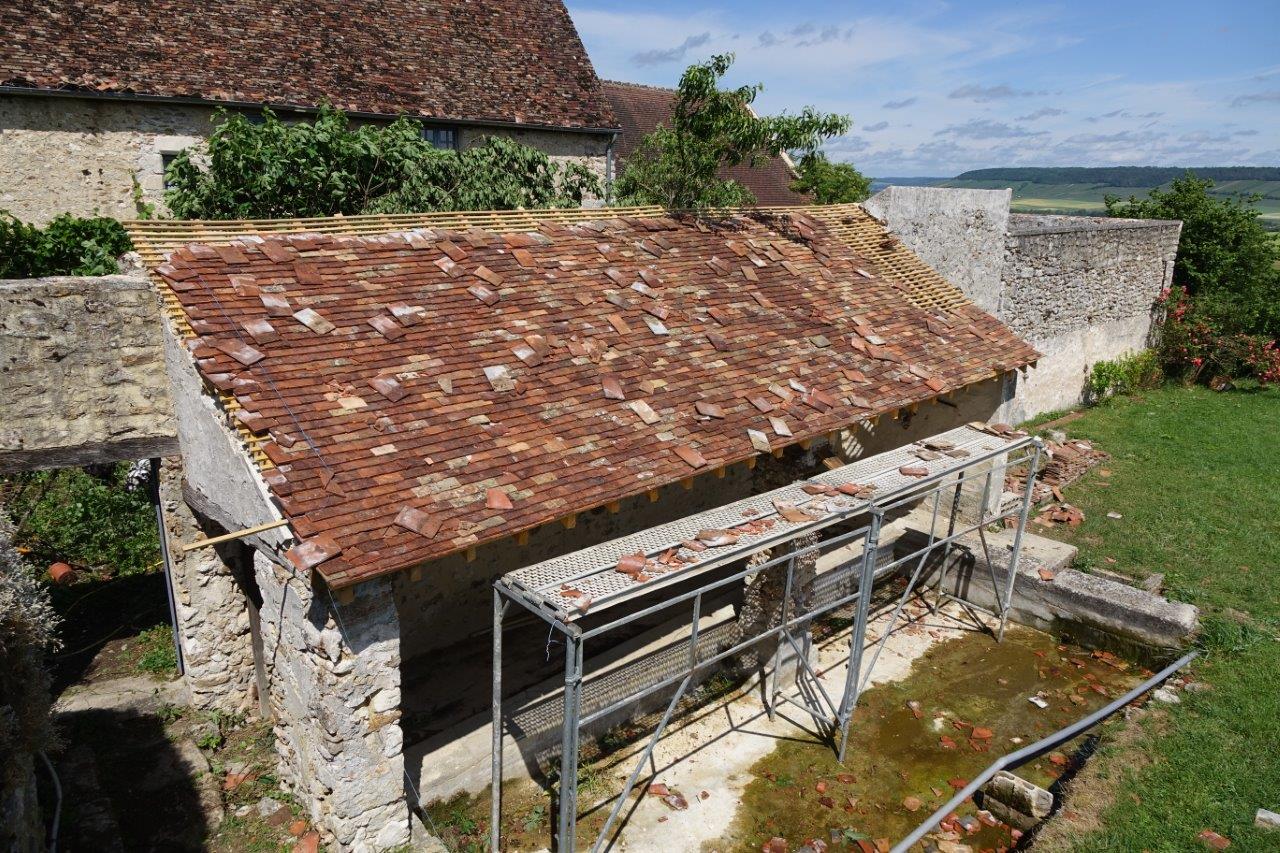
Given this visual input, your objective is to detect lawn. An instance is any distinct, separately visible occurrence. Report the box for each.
[1028,384,1280,851]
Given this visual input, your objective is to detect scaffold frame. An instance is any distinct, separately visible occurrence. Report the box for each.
[491,425,1043,851]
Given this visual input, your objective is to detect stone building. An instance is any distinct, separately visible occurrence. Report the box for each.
[865,186,1181,419]
[0,0,619,224]
[113,204,1037,848]
[602,80,810,206]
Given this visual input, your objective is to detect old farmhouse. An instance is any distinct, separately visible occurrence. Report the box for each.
[0,0,619,223]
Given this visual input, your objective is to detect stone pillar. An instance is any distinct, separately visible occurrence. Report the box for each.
[159,459,256,713]
[253,552,410,852]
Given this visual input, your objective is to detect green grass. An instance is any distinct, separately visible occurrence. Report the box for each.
[942,178,1280,225]
[1026,384,1280,850]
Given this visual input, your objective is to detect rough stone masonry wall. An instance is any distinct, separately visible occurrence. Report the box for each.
[864,185,1011,313]
[0,95,213,223]
[862,188,1180,423]
[157,458,257,714]
[1001,213,1180,420]
[254,555,411,851]
[0,275,178,473]
[0,94,613,223]
[163,321,411,849]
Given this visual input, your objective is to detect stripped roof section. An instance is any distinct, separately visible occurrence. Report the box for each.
[601,80,808,206]
[156,212,1038,587]
[0,0,616,131]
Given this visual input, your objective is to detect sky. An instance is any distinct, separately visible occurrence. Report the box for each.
[566,0,1280,176]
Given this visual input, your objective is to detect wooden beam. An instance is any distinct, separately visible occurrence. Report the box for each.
[182,518,291,552]
[561,514,577,529]
[746,456,757,470]
[680,478,693,490]
[647,489,660,503]
[715,466,726,479]
[465,546,477,562]
[410,567,422,583]
[335,587,356,606]
[516,530,530,546]
[606,501,621,514]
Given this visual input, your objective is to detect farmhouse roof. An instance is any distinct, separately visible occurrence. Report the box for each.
[150,210,1038,587]
[0,0,617,132]
[602,81,809,206]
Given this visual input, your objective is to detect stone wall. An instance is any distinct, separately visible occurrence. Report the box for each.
[863,188,1180,422]
[163,320,411,848]
[0,275,178,473]
[0,94,613,223]
[864,185,1010,313]
[1002,213,1179,419]
[254,555,411,851]
[157,458,257,714]
[0,95,211,223]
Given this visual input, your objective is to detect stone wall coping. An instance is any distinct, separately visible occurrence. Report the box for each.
[1007,213,1182,237]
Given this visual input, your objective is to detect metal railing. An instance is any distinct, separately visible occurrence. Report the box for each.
[490,430,1043,851]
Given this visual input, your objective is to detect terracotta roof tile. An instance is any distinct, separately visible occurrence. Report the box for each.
[151,210,1038,587]
[1,0,616,131]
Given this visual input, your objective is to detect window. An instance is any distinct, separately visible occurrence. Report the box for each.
[160,152,180,190]
[422,126,458,150]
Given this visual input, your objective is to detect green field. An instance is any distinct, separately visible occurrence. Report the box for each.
[924,168,1280,228]
[940,177,1280,226]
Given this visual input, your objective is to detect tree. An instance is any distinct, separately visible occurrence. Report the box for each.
[164,106,599,219]
[1106,174,1280,338]
[615,54,850,209]
[790,151,873,204]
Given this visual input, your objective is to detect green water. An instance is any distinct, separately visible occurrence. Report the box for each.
[724,626,1143,852]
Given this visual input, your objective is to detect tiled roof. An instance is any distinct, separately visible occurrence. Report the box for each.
[0,0,617,131]
[152,211,1038,588]
[602,81,809,206]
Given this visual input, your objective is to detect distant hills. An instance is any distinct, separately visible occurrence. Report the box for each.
[869,167,1280,227]
[951,166,1280,186]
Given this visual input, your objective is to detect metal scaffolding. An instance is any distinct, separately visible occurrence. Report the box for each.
[490,425,1043,851]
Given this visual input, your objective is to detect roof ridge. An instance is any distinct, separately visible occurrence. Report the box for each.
[601,79,678,94]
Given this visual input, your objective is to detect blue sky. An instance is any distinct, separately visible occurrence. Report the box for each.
[567,0,1280,176]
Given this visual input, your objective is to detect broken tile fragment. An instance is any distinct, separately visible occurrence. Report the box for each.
[748,429,772,453]
[468,285,500,306]
[629,400,661,425]
[483,365,516,392]
[293,308,335,335]
[694,401,724,419]
[214,339,265,366]
[370,375,407,402]
[601,376,625,400]
[673,445,707,468]
[486,488,514,511]
[260,293,292,317]
[367,315,406,340]
[286,534,342,571]
[242,318,278,344]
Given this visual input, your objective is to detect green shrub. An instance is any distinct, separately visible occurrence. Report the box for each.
[164,105,599,219]
[1,464,159,577]
[1086,350,1164,402]
[1158,287,1280,384]
[0,210,132,278]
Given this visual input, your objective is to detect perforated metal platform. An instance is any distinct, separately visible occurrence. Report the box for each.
[504,424,1028,620]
